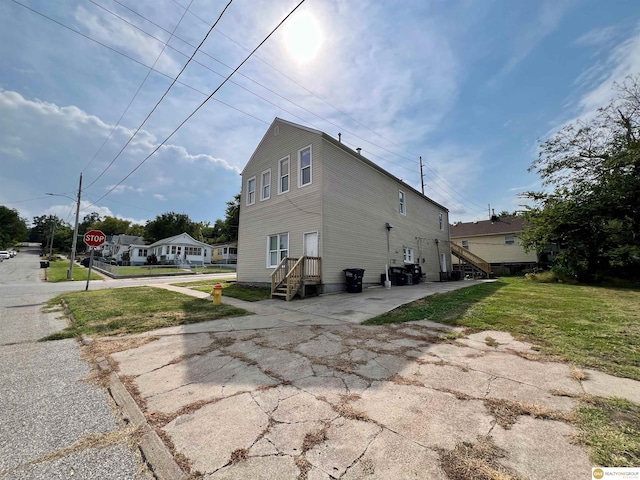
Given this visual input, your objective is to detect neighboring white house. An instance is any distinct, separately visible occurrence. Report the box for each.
[238,118,452,296]
[127,244,151,266]
[104,234,146,263]
[144,232,212,266]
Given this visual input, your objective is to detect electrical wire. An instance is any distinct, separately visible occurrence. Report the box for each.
[86,0,308,210]
[80,0,233,195]
[82,0,196,185]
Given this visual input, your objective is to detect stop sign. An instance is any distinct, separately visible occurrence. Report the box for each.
[84,230,106,248]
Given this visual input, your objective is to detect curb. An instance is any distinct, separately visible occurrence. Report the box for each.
[96,358,187,480]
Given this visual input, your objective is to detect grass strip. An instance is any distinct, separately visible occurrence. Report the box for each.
[45,259,102,282]
[41,286,250,340]
[173,280,271,302]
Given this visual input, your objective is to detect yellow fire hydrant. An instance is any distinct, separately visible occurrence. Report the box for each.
[212,284,223,305]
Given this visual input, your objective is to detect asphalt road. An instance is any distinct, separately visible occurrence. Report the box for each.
[0,247,149,479]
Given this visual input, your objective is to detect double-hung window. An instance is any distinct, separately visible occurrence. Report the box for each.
[247,176,256,205]
[299,146,312,187]
[279,157,290,194]
[403,247,414,263]
[439,212,444,231]
[399,190,406,215]
[462,240,469,249]
[267,233,289,267]
[261,169,271,201]
[505,235,515,245]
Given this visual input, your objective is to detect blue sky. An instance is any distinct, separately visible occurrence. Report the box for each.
[2,0,640,228]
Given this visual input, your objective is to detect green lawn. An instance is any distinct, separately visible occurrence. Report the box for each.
[91,264,235,276]
[42,286,250,340]
[173,279,271,302]
[45,260,102,282]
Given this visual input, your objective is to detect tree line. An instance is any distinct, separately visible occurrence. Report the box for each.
[0,194,239,253]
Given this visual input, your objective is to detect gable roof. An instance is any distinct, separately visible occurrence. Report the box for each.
[243,118,448,212]
[147,232,210,249]
[450,216,527,238]
[113,234,146,246]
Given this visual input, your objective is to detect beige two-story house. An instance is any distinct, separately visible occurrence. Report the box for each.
[450,216,538,275]
[237,118,452,298]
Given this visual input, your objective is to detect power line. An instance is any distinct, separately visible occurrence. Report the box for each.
[82,0,196,185]
[87,0,308,209]
[81,0,234,194]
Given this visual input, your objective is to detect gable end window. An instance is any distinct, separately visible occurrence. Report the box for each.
[246,176,256,205]
[279,157,290,194]
[461,240,469,249]
[399,190,406,215]
[267,233,289,267]
[261,169,271,201]
[439,212,444,231]
[299,146,312,187]
[505,235,515,245]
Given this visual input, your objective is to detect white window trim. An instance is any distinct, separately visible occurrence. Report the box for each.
[267,232,289,268]
[261,169,271,201]
[403,247,414,263]
[246,175,256,206]
[462,240,469,249]
[399,190,406,215]
[505,235,515,245]
[439,212,444,231]
[278,156,290,195]
[298,145,313,188]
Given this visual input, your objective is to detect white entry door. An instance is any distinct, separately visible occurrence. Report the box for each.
[304,232,318,257]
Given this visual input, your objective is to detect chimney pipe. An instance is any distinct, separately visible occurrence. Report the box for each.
[356,147,362,155]
[338,133,342,143]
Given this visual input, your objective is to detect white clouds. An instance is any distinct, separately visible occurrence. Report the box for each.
[152,194,166,201]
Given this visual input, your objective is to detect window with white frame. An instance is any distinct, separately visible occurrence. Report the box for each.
[299,146,312,187]
[138,248,147,257]
[462,240,469,249]
[439,212,444,231]
[267,233,289,267]
[505,235,515,245]
[246,176,256,205]
[279,157,290,194]
[403,247,414,263]
[261,169,271,200]
[399,190,406,215]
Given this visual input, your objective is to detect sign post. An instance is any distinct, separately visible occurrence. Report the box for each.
[83,230,106,291]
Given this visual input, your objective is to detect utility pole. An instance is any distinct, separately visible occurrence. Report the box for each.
[48,219,56,260]
[419,156,425,195]
[67,173,83,280]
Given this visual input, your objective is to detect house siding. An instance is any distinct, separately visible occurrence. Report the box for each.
[451,234,537,264]
[321,141,450,289]
[237,121,323,284]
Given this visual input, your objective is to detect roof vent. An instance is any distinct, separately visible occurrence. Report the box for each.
[338,133,342,143]
[356,147,362,155]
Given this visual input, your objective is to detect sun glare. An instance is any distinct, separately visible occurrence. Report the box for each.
[283,11,324,64]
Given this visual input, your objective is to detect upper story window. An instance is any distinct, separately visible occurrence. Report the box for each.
[399,190,406,215]
[299,145,312,187]
[279,157,290,194]
[439,212,444,231]
[505,235,515,245]
[246,176,256,205]
[462,240,469,249]
[261,169,271,201]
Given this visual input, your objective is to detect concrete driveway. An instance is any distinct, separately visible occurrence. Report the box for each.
[97,281,640,480]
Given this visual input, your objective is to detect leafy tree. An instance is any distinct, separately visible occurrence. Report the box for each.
[94,216,132,236]
[205,194,240,244]
[126,223,145,237]
[0,206,28,248]
[144,212,198,243]
[521,76,640,281]
[79,212,102,236]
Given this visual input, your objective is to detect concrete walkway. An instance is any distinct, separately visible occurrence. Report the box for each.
[98,280,640,480]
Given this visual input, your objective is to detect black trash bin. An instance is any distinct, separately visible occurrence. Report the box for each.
[389,266,407,286]
[344,268,365,293]
[40,261,49,268]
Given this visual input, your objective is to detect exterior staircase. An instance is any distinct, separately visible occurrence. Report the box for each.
[271,256,322,301]
[450,242,492,278]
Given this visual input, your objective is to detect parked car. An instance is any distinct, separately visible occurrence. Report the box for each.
[0,251,11,260]
[81,257,92,267]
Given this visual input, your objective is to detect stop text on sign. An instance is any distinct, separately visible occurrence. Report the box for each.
[84,230,106,247]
